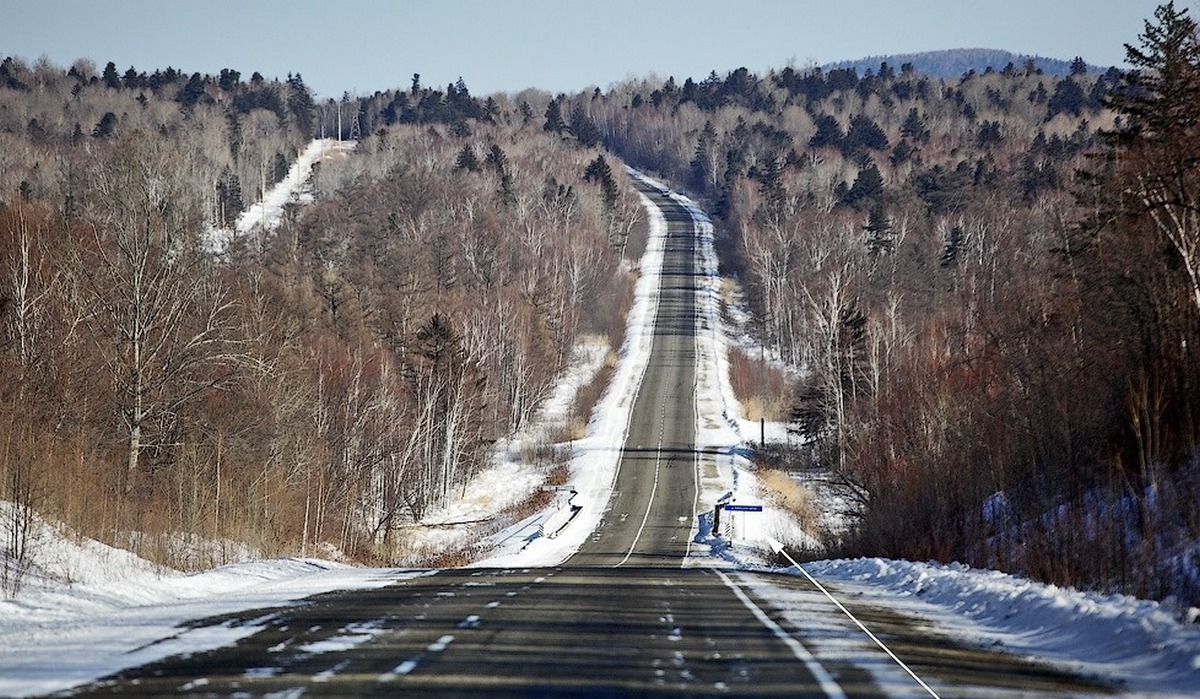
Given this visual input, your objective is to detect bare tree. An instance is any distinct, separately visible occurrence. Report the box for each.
[77,133,241,487]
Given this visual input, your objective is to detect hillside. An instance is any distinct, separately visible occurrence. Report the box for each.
[823,47,1105,77]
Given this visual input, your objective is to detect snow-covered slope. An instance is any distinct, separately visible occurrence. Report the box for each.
[207,138,355,253]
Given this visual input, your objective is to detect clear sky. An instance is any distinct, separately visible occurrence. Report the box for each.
[1,0,1182,99]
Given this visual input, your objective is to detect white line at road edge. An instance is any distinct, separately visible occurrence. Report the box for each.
[614,430,663,568]
[766,537,941,698]
[712,567,846,699]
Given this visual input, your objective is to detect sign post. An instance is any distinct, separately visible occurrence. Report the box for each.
[720,503,762,539]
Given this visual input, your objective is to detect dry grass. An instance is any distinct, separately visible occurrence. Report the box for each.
[558,351,617,442]
[728,349,792,421]
[758,468,820,536]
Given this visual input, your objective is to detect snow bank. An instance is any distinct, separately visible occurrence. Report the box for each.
[0,504,415,697]
[804,558,1200,696]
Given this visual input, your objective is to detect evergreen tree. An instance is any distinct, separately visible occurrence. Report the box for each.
[102,61,120,89]
[863,206,894,256]
[843,113,889,156]
[485,145,515,204]
[215,166,243,228]
[286,73,316,136]
[455,144,481,172]
[808,113,844,148]
[900,107,931,143]
[1046,78,1087,119]
[272,151,290,186]
[218,68,241,92]
[569,103,602,147]
[175,72,206,108]
[92,111,118,139]
[543,98,567,134]
[940,224,966,267]
[842,163,884,207]
[690,120,718,193]
[756,156,787,224]
[1101,1,1200,316]
[583,154,619,209]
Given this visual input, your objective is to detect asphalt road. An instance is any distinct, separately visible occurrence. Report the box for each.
[68,182,1109,698]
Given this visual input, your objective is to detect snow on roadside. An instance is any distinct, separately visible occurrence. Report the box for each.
[475,171,669,568]
[0,502,418,698]
[653,173,1200,696]
[405,337,610,559]
[808,558,1200,697]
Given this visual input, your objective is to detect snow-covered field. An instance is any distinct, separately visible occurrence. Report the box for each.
[0,157,1197,697]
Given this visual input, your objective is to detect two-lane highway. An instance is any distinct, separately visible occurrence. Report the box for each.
[68,180,1108,698]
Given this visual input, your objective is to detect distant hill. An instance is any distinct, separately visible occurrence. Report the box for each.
[823,48,1109,78]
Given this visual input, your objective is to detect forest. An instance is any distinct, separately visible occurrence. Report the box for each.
[2,4,1198,605]
[584,4,1200,604]
[0,58,641,575]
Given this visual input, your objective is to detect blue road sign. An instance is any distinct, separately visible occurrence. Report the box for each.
[722,504,763,512]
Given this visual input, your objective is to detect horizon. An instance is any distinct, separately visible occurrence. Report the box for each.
[3,0,1171,99]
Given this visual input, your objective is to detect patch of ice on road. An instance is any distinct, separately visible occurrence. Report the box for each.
[458,614,482,629]
[297,621,385,654]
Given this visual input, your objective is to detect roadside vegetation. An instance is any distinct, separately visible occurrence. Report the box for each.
[590,3,1200,605]
[1,2,1196,608]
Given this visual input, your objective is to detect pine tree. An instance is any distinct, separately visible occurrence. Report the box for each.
[102,61,120,89]
[175,72,206,108]
[756,156,787,224]
[690,120,718,193]
[215,166,243,228]
[863,206,894,256]
[543,99,567,134]
[900,107,931,143]
[842,163,884,208]
[1101,1,1200,316]
[454,144,481,172]
[584,154,619,209]
[940,224,966,268]
[485,145,515,205]
[286,73,316,136]
[92,112,118,139]
[808,113,844,148]
[843,114,889,156]
[569,103,602,147]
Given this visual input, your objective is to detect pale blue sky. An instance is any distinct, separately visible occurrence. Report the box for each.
[1,1,1182,99]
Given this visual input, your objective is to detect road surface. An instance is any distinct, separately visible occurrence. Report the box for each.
[69,181,1107,697]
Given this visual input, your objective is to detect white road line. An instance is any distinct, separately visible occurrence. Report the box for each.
[766,538,941,698]
[712,567,846,699]
[615,428,664,568]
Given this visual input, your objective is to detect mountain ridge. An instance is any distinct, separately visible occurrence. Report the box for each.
[822,47,1110,78]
